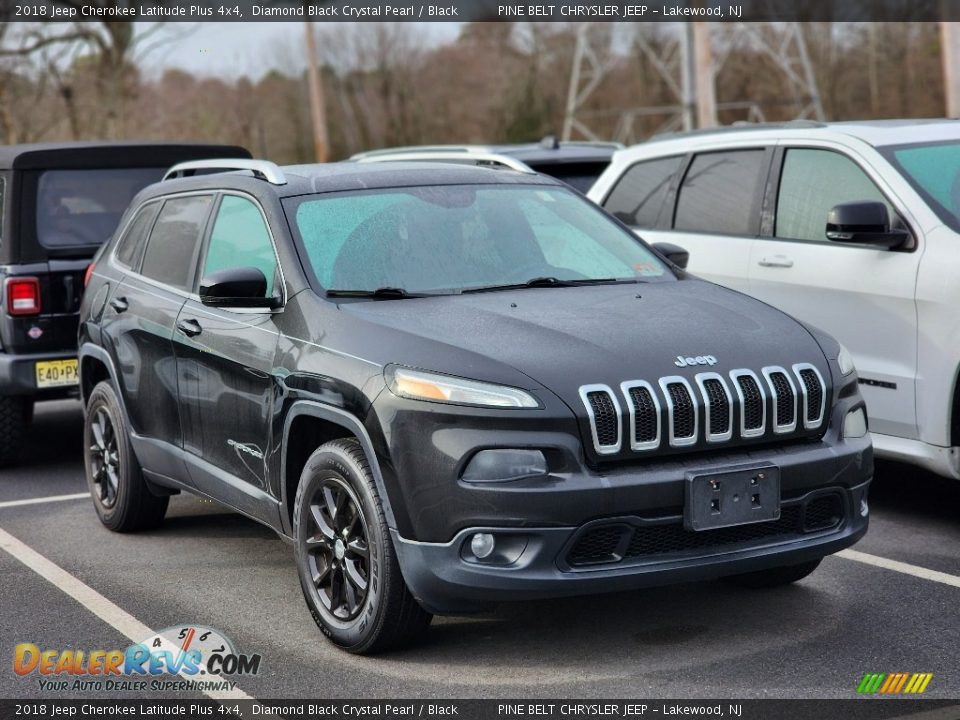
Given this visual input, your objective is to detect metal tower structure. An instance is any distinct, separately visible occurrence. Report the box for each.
[562,22,825,143]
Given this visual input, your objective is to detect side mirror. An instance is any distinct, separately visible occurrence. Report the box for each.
[199,267,279,309]
[651,241,689,269]
[826,201,910,249]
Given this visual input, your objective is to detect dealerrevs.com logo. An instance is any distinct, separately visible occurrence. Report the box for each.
[13,625,261,693]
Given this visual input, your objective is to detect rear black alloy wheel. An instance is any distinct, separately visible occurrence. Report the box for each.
[89,406,120,509]
[83,381,168,532]
[294,438,432,654]
[306,478,370,621]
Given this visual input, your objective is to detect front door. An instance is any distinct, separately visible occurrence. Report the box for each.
[173,194,282,523]
[749,144,921,439]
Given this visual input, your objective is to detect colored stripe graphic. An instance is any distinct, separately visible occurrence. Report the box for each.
[858,673,886,693]
[857,672,932,694]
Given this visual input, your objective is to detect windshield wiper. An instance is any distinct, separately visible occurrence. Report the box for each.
[460,277,639,294]
[326,287,429,300]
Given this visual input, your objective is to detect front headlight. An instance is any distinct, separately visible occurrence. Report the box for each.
[387,367,540,408]
[837,344,855,376]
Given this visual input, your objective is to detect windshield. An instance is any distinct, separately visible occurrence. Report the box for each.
[528,162,611,193]
[880,141,960,231]
[36,167,166,249]
[285,184,671,295]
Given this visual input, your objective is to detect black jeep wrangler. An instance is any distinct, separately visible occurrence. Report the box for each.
[0,142,249,463]
[79,159,872,654]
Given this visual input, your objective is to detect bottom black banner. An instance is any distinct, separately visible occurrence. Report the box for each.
[1,700,958,720]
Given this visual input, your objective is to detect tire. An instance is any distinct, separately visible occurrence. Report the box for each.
[83,380,167,532]
[722,558,822,589]
[0,396,32,466]
[293,438,432,654]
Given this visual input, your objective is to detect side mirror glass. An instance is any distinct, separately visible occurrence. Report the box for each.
[199,266,279,309]
[826,201,910,249]
[651,241,690,270]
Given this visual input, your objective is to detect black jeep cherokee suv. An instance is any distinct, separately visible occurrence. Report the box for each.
[79,159,872,654]
[0,142,248,464]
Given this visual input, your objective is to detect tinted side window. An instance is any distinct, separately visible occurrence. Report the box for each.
[140,195,213,290]
[204,196,277,296]
[776,149,892,243]
[674,150,766,235]
[114,203,159,269]
[602,156,683,228]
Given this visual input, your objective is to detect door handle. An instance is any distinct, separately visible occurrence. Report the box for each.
[109,296,128,313]
[758,255,794,268]
[176,318,202,337]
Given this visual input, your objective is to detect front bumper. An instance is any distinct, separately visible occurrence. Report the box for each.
[391,437,871,613]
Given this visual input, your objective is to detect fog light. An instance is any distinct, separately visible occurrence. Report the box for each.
[843,407,867,439]
[462,449,548,483]
[470,533,496,559]
[860,498,869,517]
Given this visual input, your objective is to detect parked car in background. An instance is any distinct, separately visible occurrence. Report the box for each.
[351,136,622,192]
[80,158,870,654]
[588,119,960,480]
[0,142,249,464]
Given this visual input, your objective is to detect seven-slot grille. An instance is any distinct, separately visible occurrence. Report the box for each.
[580,364,826,456]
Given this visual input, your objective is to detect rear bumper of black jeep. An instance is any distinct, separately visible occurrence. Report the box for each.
[0,350,79,399]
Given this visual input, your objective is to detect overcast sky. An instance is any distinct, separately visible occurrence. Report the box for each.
[145,22,460,80]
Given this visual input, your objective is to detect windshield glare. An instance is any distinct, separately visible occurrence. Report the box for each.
[287,184,670,295]
[882,141,960,231]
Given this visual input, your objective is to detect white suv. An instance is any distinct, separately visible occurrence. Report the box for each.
[588,119,960,480]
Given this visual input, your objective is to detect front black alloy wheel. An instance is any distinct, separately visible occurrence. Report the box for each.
[84,381,168,532]
[294,438,432,654]
[305,477,370,621]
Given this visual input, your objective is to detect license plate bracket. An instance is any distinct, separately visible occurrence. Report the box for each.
[684,463,780,532]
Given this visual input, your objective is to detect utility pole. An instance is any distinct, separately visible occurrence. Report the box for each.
[941,23,960,118]
[304,22,329,162]
[692,22,717,128]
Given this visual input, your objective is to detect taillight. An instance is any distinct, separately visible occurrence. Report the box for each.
[6,277,41,316]
[84,263,95,287]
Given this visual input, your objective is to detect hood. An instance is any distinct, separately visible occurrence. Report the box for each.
[341,279,827,397]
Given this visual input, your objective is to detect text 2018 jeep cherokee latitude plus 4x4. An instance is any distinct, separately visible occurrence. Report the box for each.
[79,159,872,654]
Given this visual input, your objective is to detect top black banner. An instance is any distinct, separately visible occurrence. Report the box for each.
[1,0,959,22]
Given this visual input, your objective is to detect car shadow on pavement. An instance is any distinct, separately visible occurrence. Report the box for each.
[870,459,960,524]
[16,399,84,469]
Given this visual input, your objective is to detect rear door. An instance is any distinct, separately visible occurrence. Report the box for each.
[102,194,214,470]
[600,148,771,293]
[748,143,922,439]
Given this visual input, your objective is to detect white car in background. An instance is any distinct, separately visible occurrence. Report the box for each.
[588,119,960,480]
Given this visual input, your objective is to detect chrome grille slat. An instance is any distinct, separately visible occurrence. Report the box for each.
[793,363,827,429]
[659,376,698,448]
[730,369,766,438]
[762,366,798,434]
[620,380,661,451]
[695,372,733,443]
[579,384,622,455]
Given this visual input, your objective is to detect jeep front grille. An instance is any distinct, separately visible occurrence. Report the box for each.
[580,364,827,456]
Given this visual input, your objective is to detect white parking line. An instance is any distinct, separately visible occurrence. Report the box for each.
[837,549,960,590]
[0,492,90,509]
[0,526,253,701]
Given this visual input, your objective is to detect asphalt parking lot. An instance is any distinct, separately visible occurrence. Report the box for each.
[1,401,959,701]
